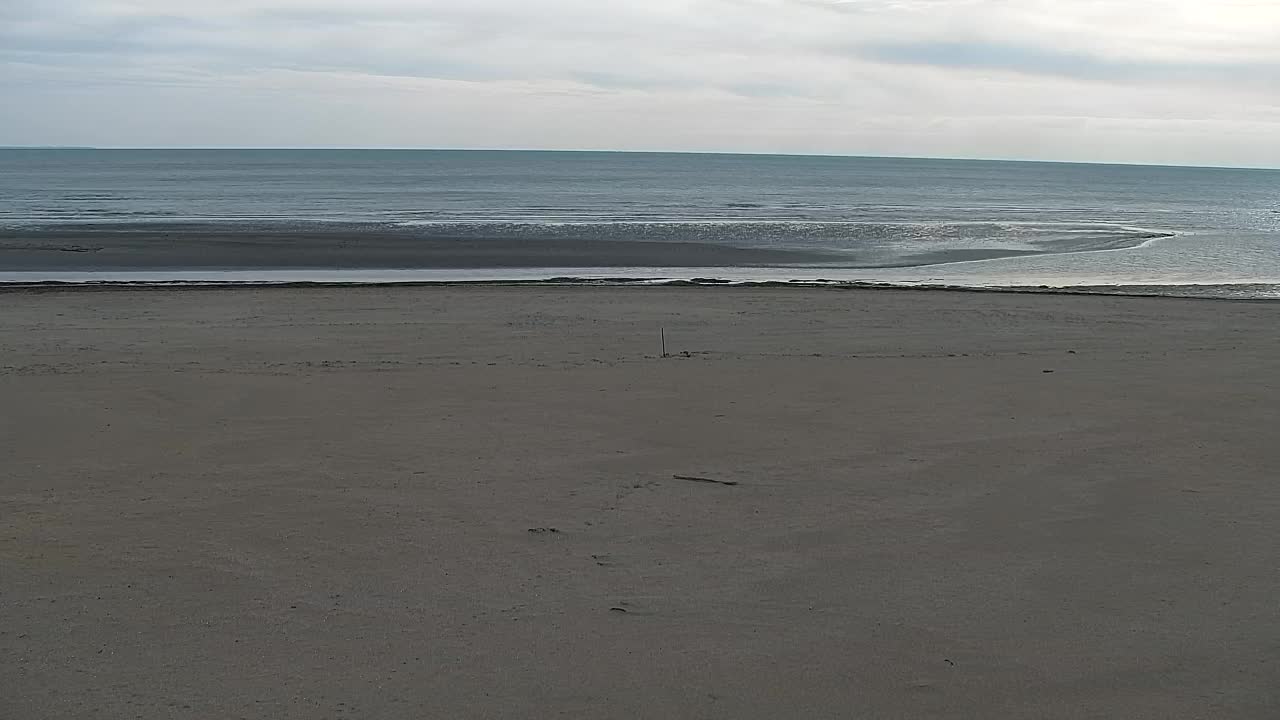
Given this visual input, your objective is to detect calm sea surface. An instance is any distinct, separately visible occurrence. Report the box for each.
[2,149,1277,296]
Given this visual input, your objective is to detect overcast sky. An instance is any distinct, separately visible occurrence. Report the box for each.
[2,0,1278,166]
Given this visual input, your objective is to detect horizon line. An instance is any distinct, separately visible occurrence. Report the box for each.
[1,146,1276,172]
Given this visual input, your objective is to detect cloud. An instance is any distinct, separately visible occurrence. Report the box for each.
[1,0,1278,166]
[859,40,1280,86]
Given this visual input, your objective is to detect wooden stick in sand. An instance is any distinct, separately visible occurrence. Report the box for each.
[673,474,739,486]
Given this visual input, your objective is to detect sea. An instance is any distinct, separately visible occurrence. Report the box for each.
[1,149,1277,298]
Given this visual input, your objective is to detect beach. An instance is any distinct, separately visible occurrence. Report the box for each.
[3,285,1278,719]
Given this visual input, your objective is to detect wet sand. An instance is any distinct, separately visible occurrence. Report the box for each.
[2,286,1278,719]
[0,224,839,270]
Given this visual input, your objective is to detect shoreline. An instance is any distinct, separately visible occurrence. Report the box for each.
[1,275,1277,301]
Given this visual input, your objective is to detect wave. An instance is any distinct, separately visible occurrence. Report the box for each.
[383,219,1172,266]
[1,271,1275,301]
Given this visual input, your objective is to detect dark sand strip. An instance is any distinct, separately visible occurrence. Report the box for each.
[0,224,840,270]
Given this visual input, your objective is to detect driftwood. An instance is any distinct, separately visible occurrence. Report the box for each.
[672,474,739,487]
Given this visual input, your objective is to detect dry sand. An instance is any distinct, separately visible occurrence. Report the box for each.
[2,286,1278,719]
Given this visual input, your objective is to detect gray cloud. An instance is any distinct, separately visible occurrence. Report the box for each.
[861,40,1279,85]
[1,0,1278,166]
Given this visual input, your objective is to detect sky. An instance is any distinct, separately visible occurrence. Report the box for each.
[2,0,1279,167]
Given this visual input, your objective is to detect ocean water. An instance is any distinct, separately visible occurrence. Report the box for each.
[1,149,1277,297]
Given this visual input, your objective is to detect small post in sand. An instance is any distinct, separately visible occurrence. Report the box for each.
[661,327,668,358]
